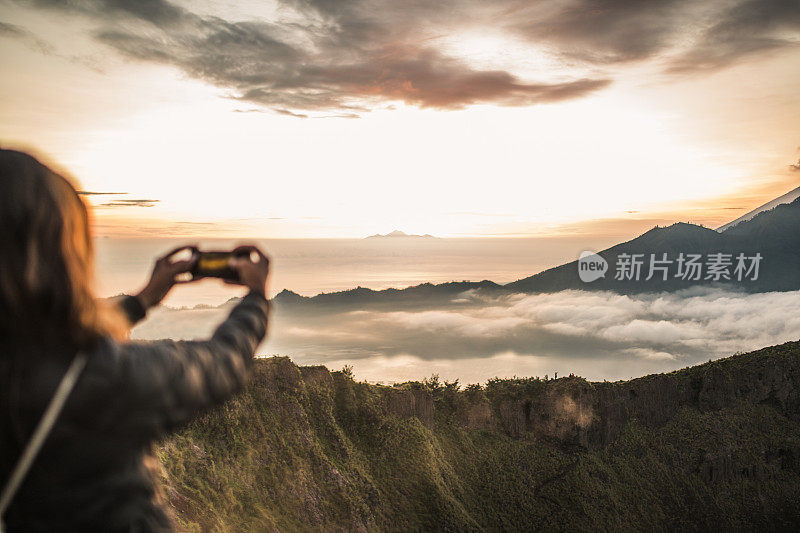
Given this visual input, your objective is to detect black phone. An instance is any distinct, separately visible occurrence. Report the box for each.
[190,250,249,281]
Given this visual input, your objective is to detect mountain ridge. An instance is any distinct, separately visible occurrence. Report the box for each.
[717,184,800,232]
[270,194,800,308]
[501,195,800,294]
[157,340,800,530]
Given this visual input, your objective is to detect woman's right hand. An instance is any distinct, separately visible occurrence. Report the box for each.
[228,245,270,297]
[135,245,197,310]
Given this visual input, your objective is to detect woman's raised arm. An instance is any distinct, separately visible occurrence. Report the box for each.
[101,245,271,436]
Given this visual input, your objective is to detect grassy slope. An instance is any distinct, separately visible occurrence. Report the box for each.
[157,342,800,531]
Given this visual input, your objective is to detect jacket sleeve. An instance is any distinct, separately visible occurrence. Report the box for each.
[115,295,148,326]
[105,294,148,328]
[109,291,270,436]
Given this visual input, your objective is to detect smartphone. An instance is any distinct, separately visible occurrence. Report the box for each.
[191,250,249,281]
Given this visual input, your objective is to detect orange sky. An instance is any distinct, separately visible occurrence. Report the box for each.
[1,0,798,239]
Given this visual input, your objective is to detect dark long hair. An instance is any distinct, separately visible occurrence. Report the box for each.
[0,149,125,348]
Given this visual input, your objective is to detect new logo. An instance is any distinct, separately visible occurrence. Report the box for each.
[578,251,607,283]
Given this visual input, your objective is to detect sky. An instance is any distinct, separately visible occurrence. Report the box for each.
[1,0,799,238]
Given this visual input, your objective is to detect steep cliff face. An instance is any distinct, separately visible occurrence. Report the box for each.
[481,342,800,450]
[158,341,800,531]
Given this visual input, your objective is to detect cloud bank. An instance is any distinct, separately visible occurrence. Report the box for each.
[10,0,799,114]
[131,287,800,383]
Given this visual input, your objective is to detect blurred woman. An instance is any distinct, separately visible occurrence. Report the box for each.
[0,149,271,531]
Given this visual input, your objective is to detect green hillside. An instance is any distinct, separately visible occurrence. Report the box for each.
[157,341,800,531]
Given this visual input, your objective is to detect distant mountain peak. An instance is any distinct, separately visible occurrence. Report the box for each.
[276,289,300,296]
[658,221,718,235]
[366,230,436,239]
[273,289,306,304]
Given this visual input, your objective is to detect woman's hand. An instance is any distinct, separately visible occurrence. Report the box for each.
[135,246,197,310]
[228,245,270,298]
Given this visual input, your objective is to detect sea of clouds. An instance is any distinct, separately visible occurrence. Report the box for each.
[131,288,800,384]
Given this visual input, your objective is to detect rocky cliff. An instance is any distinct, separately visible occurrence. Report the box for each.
[157,341,800,531]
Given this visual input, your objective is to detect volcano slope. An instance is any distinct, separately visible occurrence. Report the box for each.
[157,341,800,531]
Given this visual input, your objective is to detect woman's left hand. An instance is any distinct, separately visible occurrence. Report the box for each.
[134,246,197,310]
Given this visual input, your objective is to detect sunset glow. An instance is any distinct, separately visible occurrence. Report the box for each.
[1,0,798,239]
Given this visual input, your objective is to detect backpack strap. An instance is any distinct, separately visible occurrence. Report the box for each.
[0,352,89,525]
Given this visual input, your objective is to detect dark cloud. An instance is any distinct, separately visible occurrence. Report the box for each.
[274,108,309,119]
[14,0,610,113]
[0,19,104,71]
[667,0,800,72]
[94,16,609,112]
[514,0,688,64]
[0,20,53,53]
[101,198,160,207]
[515,0,800,72]
[12,0,800,114]
[78,191,158,207]
[77,190,128,195]
[24,0,190,27]
[0,21,26,36]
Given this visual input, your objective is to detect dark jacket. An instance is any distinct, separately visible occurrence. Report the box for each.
[1,292,270,532]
